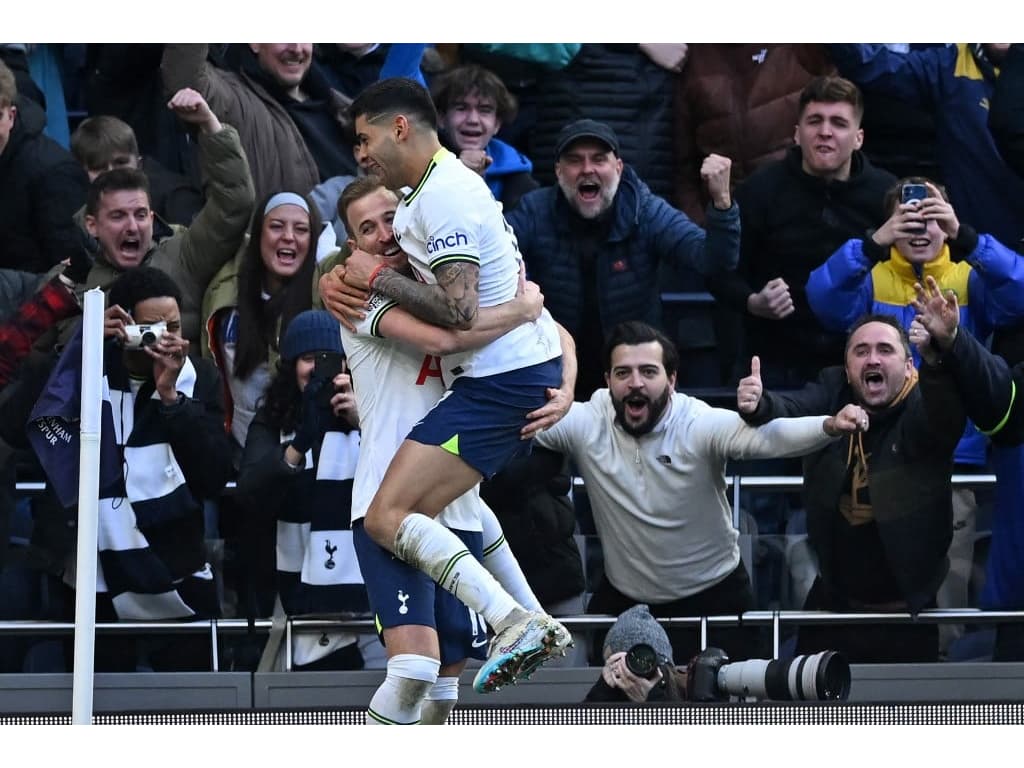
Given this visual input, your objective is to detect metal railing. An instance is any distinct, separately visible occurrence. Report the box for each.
[4,608,1022,672]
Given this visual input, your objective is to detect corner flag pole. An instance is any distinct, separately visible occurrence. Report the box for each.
[72,288,105,725]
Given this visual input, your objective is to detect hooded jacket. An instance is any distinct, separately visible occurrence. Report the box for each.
[84,124,254,348]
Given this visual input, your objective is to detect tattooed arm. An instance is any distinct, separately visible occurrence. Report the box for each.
[344,247,480,329]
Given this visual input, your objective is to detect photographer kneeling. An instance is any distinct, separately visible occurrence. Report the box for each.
[584,604,687,703]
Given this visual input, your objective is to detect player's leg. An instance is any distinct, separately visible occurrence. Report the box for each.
[365,363,572,691]
[363,439,525,631]
[354,521,441,725]
[478,496,542,612]
[420,528,485,724]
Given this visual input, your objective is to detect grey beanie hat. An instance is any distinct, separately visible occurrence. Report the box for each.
[604,604,674,661]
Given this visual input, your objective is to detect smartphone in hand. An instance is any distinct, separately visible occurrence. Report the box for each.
[311,352,345,408]
[901,183,928,235]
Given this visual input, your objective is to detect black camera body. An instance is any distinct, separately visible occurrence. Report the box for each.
[624,643,668,680]
[685,647,850,702]
[685,646,731,701]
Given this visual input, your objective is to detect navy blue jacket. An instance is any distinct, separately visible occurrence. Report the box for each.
[506,165,740,338]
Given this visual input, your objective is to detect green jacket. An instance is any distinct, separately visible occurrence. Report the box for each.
[162,44,322,201]
[85,124,255,348]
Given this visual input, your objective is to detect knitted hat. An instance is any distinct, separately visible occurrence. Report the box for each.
[604,604,673,661]
[280,310,344,361]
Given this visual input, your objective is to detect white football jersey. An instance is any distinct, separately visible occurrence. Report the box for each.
[393,148,561,381]
[343,292,481,531]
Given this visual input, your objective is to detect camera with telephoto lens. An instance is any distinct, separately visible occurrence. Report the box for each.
[624,643,670,680]
[121,321,167,350]
[685,646,850,702]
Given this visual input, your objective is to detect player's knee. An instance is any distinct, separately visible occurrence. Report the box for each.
[363,507,394,547]
[386,653,440,703]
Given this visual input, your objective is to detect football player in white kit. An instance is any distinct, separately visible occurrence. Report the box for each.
[326,176,572,722]
[334,77,574,694]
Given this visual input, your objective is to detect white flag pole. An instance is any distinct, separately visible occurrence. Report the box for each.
[72,288,105,725]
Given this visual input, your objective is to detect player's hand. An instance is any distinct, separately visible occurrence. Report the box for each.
[320,264,367,332]
[343,248,384,291]
[522,384,573,439]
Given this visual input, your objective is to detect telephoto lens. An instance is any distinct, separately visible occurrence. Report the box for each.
[624,643,661,680]
[715,651,851,701]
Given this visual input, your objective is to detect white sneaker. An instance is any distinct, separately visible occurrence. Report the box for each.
[472,612,572,693]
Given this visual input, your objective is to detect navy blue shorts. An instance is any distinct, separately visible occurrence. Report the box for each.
[407,357,562,479]
[352,520,488,665]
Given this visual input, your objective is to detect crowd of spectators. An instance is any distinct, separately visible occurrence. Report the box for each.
[2,42,1023,678]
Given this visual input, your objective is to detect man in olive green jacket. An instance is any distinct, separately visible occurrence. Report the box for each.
[84,88,255,349]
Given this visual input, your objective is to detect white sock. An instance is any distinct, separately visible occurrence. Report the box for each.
[365,653,439,725]
[480,500,542,612]
[394,513,521,630]
[420,676,460,725]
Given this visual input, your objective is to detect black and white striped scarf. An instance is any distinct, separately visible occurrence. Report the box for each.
[62,353,211,621]
[276,427,367,665]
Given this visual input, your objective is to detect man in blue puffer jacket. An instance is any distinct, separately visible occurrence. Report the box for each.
[506,119,739,398]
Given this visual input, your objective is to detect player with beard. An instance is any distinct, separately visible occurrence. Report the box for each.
[533,320,869,664]
[323,176,571,721]
[337,77,573,693]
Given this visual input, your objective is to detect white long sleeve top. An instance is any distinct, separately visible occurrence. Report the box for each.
[535,389,837,602]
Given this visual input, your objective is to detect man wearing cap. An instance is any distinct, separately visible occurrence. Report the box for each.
[506,117,740,399]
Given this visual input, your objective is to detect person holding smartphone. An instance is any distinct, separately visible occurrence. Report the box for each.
[235,309,365,670]
[806,176,1024,658]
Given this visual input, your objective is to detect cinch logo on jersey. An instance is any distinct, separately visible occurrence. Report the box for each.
[426,231,469,253]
